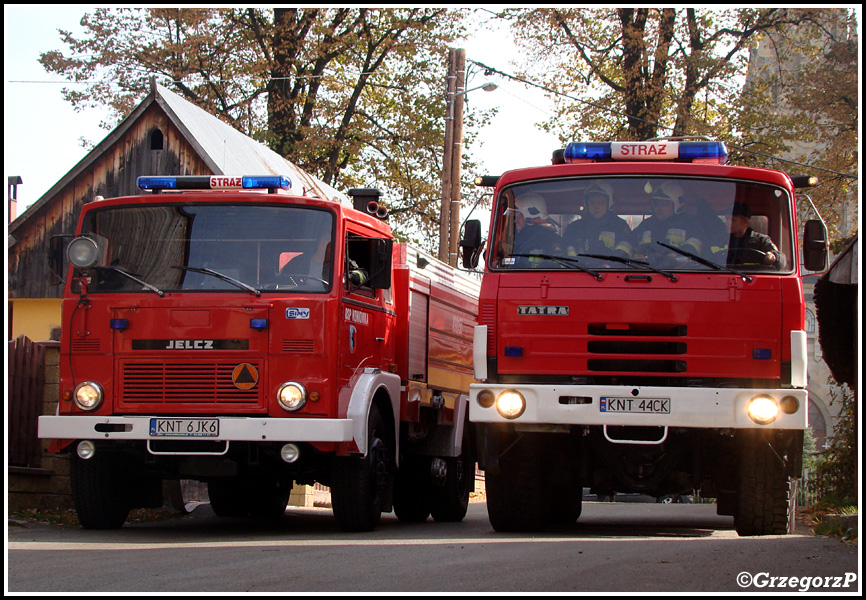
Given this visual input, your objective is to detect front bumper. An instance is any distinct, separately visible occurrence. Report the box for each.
[38,415,354,443]
[469,384,807,430]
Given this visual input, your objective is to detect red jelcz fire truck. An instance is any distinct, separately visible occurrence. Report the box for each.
[38,176,479,532]
[460,139,829,535]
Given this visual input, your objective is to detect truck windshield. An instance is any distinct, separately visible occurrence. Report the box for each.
[491,177,795,275]
[75,204,335,293]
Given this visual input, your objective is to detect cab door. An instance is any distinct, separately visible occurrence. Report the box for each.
[338,232,394,386]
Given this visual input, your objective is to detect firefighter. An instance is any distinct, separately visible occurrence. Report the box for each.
[726,201,782,268]
[563,180,634,262]
[510,193,562,265]
[632,181,703,266]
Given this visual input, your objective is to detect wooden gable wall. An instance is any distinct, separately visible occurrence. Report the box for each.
[8,104,211,299]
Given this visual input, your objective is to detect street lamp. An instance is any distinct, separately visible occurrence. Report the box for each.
[439,48,498,266]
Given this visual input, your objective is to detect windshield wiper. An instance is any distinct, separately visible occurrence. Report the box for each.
[94,265,164,296]
[578,253,678,282]
[507,253,603,281]
[173,266,261,296]
[656,242,752,283]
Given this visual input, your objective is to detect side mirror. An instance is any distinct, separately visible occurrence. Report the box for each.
[460,220,482,269]
[803,219,829,272]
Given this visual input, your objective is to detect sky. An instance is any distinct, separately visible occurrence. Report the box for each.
[3,6,561,220]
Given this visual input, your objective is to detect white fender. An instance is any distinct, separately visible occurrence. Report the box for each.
[346,367,401,459]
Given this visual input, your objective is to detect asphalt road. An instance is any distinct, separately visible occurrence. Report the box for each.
[7,501,860,593]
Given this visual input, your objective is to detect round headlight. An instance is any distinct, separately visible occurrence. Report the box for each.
[278,382,307,412]
[496,390,526,419]
[747,395,779,425]
[67,237,100,268]
[74,381,103,411]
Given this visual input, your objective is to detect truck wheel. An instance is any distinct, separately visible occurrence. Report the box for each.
[247,477,293,519]
[70,451,132,529]
[207,478,248,517]
[486,435,550,532]
[550,480,582,525]
[394,456,432,522]
[331,404,394,532]
[734,436,795,536]
[430,453,472,522]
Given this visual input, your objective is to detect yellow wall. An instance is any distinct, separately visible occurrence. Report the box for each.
[9,298,62,342]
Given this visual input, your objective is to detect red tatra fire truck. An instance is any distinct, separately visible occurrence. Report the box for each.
[460,139,829,535]
[38,176,480,532]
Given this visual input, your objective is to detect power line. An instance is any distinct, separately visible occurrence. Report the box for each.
[469,58,858,181]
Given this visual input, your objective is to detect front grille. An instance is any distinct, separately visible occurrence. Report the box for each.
[587,323,687,374]
[120,361,261,404]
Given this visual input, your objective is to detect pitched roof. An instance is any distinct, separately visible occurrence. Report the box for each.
[153,83,348,204]
[10,81,350,235]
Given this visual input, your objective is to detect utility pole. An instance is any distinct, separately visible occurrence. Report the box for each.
[439,49,458,264]
[447,49,467,268]
[439,49,496,266]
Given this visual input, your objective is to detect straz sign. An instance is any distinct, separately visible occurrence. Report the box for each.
[518,306,569,316]
[611,141,679,161]
[209,176,244,189]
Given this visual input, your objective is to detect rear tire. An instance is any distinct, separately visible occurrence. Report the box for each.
[394,456,432,522]
[430,454,472,522]
[208,476,292,518]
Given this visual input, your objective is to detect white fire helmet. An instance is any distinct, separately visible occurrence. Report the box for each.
[514,193,549,222]
[650,181,684,213]
[584,181,614,210]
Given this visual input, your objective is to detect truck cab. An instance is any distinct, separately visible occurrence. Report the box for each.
[39,176,479,532]
[462,139,829,535]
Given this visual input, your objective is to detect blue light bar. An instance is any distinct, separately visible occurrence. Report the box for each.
[678,141,728,164]
[137,175,292,191]
[562,140,728,164]
[242,175,291,190]
[563,143,612,162]
[137,176,180,190]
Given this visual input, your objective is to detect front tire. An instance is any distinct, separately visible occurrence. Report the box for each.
[486,435,550,532]
[331,404,394,532]
[70,452,132,529]
[734,435,796,536]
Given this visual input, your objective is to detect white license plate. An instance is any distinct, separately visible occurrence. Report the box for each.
[149,418,220,437]
[600,397,670,414]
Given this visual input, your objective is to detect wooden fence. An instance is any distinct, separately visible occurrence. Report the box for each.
[8,335,46,469]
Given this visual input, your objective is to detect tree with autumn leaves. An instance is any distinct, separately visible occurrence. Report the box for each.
[39,8,856,249]
[40,7,481,253]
